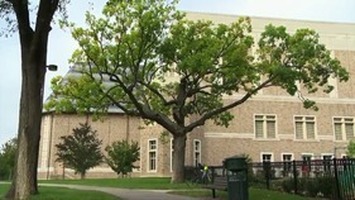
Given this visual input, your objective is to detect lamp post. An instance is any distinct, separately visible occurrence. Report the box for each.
[44,64,58,180]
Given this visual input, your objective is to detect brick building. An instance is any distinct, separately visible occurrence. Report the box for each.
[38,12,355,179]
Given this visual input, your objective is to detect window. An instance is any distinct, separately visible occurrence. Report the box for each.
[261,153,273,162]
[302,154,312,162]
[282,154,293,173]
[333,117,355,141]
[148,139,157,171]
[322,155,332,172]
[255,115,276,139]
[261,153,273,173]
[170,138,174,172]
[341,154,348,159]
[193,139,202,166]
[295,116,316,140]
[301,154,313,173]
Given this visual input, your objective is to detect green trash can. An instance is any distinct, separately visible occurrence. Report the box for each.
[224,155,249,200]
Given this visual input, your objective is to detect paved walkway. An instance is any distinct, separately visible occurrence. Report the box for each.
[40,183,201,200]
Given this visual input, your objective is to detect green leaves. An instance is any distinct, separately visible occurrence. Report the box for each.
[257,24,349,110]
[47,0,348,134]
[55,123,103,178]
[105,140,140,177]
[0,138,17,180]
[347,140,355,158]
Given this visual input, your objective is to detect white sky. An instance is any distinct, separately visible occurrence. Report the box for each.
[1,0,355,145]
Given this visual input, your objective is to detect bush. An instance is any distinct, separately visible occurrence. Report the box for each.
[317,176,336,198]
[281,178,295,193]
[304,178,318,197]
[281,176,336,198]
[105,140,140,177]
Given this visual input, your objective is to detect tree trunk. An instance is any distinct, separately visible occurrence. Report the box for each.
[80,172,85,180]
[6,52,46,200]
[171,134,187,183]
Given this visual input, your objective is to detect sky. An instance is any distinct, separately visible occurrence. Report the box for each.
[0,0,355,146]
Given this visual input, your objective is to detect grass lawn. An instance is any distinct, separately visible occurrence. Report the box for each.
[0,184,120,200]
[40,177,197,190]
[169,188,319,200]
[40,177,318,199]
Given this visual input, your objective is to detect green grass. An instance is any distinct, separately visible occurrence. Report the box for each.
[169,188,319,200]
[1,178,321,200]
[40,177,196,190]
[0,185,120,200]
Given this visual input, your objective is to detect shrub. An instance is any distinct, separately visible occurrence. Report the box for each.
[317,176,336,198]
[105,140,140,177]
[281,178,295,193]
[305,178,318,197]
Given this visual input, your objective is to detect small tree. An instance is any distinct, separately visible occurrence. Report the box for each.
[347,140,355,158]
[105,140,140,177]
[55,123,103,179]
[0,138,17,180]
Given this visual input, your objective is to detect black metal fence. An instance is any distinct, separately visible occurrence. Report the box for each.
[246,158,355,200]
[185,158,355,199]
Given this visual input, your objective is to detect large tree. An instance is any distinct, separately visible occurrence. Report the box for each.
[0,0,69,199]
[47,0,349,183]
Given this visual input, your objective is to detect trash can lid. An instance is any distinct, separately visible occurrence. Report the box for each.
[224,155,247,161]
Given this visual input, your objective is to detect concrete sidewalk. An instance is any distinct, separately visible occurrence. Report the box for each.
[39,183,201,200]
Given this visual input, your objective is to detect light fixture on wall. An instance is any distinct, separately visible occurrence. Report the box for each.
[46,64,58,71]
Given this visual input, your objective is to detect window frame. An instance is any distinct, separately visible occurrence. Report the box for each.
[254,114,278,140]
[170,138,174,172]
[281,153,293,174]
[333,116,355,141]
[260,152,274,162]
[301,153,314,172]
[321,153,333,172]
[193,139,202,167]
[147,139,158,172]
[293,115,317,140]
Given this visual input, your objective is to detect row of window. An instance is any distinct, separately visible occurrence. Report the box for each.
[255,115,354,141]
[261,152,339,173]
[147,139,202,172]
[261,153,335,163]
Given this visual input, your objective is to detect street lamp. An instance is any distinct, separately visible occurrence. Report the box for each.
[44,63,58,180]
[46,64,58,71]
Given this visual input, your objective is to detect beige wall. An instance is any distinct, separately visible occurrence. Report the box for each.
[38,113,144,179]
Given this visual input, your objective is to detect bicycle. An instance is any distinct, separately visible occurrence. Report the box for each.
[185,165,212,188]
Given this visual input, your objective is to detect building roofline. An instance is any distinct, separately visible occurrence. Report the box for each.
[184,10,355,26]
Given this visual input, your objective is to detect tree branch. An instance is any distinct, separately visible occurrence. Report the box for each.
[137,80,169,105]
[12,0,34,47]
[185,76,276,133]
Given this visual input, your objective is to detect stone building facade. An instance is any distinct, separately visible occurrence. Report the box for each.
[38,12,355,179]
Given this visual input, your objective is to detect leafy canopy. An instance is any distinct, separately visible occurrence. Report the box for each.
[105,140,140,177]
[55,123,103,178]
[46,0,349,136]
